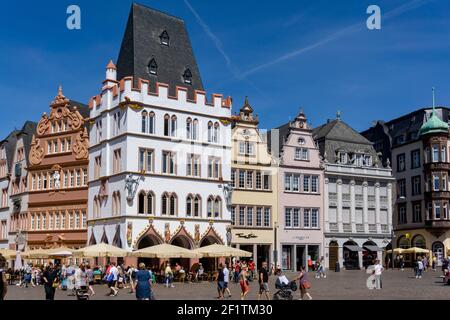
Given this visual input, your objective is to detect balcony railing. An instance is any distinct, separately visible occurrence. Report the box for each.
[356,224,364,232]
[343,223,352,232]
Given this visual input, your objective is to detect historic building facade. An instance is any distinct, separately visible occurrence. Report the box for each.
[0,131,18,249]
[230,98,278,269]
[87,4,233,268]
[26,87,90,250]
[7,121,36,251]
[313,116,394,270]
[268,111,324,271]
[362,106,450,265]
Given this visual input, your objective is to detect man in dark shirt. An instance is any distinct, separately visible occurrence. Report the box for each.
[0,254,7,300]
[258,261,270,300]
[216,264,225,299]
[43,263,59,300]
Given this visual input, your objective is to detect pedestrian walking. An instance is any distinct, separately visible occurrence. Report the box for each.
[217,264,225,299]
[416,258,424,279]
[86,265,95,296]
[234,261,241,284]
[295,266,312,300]
[107,262,119,296]
[43,263,59,300]
[75,263,88,290]
[0,254,7,300]
[165,262,174,288]
[134,263,153,300]
[257,262,270,300]
[239,266,250,300]
[432,254,437,272]
[222,263,231,298]
[373,259,383,289]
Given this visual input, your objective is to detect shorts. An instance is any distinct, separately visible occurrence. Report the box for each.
[89,281,94,286]
[108,280,117,288]
[223,282,228,289]
[259,283,269,294]
[218,281,225,290]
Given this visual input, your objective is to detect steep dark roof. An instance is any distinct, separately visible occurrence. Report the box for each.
[1,129,19,173]
[70,100,90,119]
[313,119,379,164]
[116,3,204,98]
[16,121,37,166]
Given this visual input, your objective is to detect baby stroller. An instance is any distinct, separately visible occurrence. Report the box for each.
[75,287,90,300]
[273,280,297,300]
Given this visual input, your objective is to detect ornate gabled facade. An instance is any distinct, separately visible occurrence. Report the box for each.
[267,110,324,271]
[230,98,279,269]
[26,86,90,253]
[87,3,232,269]
[362,105,450,266]
[314,116,394,270]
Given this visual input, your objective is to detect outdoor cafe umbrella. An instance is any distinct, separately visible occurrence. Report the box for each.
[131,243,202,259]
[0,249,18,259]
[23,248,51,259]
[192,244,252,258]
[47,247,75,258]
[73,243,129,258]
[403,247,430,254]
[386,248,405,254]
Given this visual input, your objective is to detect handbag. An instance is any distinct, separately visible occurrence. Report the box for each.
[302,280,311,289]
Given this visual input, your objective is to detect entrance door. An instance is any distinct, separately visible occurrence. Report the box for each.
[257,245,270,270]
[296,246,305,271]
[282,246,292,271]
[329,242,338,270]
[432,242,444,266]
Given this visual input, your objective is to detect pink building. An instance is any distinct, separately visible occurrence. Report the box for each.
[268,111,324,271]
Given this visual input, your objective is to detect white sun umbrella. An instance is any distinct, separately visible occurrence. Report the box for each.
[132,243,202,259]
[73,243,129,258]
[193,244,252,258]
[47,247,74,258]
[14,251,23,271]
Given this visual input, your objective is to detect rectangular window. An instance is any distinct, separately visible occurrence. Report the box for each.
[264,208,270,227]
[303,175,310,193]
[162,151,175,174]
[443,174,448,191]
[293,175,299,192]
[411,149,421,169]
[293,208,300,228]
[311,176,318,193]
[285,174,292,191]
[231,169,236,188]
[76,170,81,187]
[397,153,406,172]
[433,174,440,191]
[239,170,245,188]
[239,142,254,156]
[256,207,262,226]
[413,203,422,223]
[61,213,66,229]
[311,209,319,228]
[398,179,406,198]
[247,207,253,226]
[295,148,309,161]
[75,212,80,229]
[303,209,311,228]
[139,149,154,172]
[94,156,101,179]
[82,169,88,186]
[113,149,121,174]
[432,145,439,163]
[239,207,245,226]
[435,203,441,219]
[246,171,253,189]
[231,207,236,226]
[412,176,421,196]
[285,208,292,228]
[442,146,447,162]
[256,172,262,189]
[399,205,407,224]
[263,173,270,190]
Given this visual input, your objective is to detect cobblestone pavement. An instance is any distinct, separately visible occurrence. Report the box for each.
[3,269,450,300]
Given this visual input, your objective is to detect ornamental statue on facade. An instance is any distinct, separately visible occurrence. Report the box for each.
[222,183,233,208]
[226,226,232,246]
[125,174,140,202]
[53,170,61,189]
[73,128,89,160]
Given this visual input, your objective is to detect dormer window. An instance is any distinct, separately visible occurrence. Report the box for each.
[338,152,347,164]
[160,30,170,46]
[183,68,192,84]
[148,58,157,75]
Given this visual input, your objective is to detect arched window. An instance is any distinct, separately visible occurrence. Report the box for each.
[183,68,192,84]
[186,118,192,140]
[398,236,410,249]
[186,195,193,216]
[207,122,213,142]
[207,197,214,218]
[141,111,148,133]
[138,192,145,214]
[412,235,426,248]
[194,195,201,217]
[213,122,219,143]
[171,115,177,137]
[148,112,155,134]
[162,193,168,215]
[214,197,221,218]
[160,30,169,46]
[147,192,154,215]
[112,193,116,216]
[164,114,170,136]
[148,58,157,75]
[170,194,177,216]
[116,192,121,216]
[93,196,98,218]
[193,119,199,140]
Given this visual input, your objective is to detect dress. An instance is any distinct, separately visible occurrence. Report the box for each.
[135,270,152,300]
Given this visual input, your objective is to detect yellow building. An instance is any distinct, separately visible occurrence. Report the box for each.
[230,98,279,269]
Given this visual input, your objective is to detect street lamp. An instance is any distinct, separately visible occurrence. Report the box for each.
[391,226,396,270]
[273,221,279,272]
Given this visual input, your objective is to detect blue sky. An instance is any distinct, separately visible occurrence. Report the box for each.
[1,0,449,138]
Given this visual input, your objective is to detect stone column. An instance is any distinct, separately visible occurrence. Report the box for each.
[376,250,382,262]
[350,180,356,233]
[387,183,393,232]
[375,182,381,234]
[338,245,344,269]
[337,179,343,233]
[363,181,369,233]
[324,178,329,233]
[253,244,258,273]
